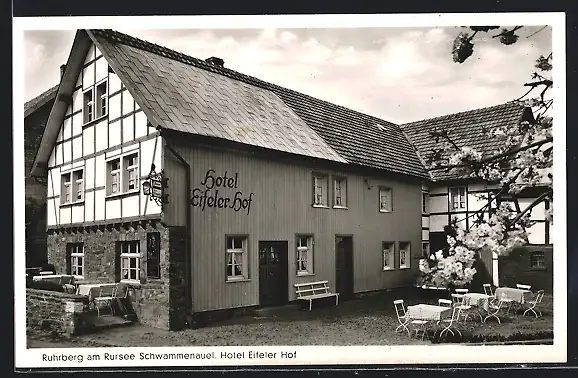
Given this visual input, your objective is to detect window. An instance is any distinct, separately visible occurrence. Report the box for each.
[333,177,347,208]
[422,192,429,213]
[66,243,84,278]
[146,232,161,279]
[399,242,411,269]
[313,174,328,207]
[379,187,393,212]
[226,236,248,281]
[119,240,140,282]
[530,251,546,269]
[450,187,466,210]
[422,242,430,258]
[61,169,84,204]
[296,235,314,275]
[124,153,139,191]
[83,79,108,125]
[106,152,139,196]
[96,81,108,118]
[382,242,394,270]
[83,89,94,124]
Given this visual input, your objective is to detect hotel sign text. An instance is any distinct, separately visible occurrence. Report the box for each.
[190,169,254,215]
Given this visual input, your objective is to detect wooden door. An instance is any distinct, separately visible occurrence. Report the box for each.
[335,236,354,301]
[259,241,289,307]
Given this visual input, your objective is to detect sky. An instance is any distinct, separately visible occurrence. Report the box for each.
[23,26,552,124]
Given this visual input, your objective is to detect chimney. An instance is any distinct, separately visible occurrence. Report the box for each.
[205,57,224,67]
[60,64,67,78]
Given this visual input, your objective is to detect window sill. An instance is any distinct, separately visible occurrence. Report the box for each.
[529,267,547,271]
[379,209,392,213]
[399,266,411,270]
[226,278,250,283]
[297,272,315,277]
[81,114,108,129]
[382,267,394,271]
[60,200,85,208]
[105,189,140,200]
[333,206,348,210]
[312,205,330,209]
[120,280,141,287]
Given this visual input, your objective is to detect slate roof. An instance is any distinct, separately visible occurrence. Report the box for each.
[24,84,58,118]
[88,29,428,179]
[400,101,532,181]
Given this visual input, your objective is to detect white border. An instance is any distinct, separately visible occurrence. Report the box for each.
[14,13,567,368]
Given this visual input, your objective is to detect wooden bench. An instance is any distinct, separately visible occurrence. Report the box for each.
[294,280,339,311]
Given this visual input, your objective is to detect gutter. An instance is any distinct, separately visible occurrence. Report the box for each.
[163,135,194,327]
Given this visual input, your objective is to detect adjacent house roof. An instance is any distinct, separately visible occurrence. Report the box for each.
[85,29,428,179]
[24,85,58,118]
[400,101,534,181]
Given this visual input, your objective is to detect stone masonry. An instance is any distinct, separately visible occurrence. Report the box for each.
[46,220,190,330]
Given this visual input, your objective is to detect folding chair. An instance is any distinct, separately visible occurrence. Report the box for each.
[523,290,545,318]
[451,293,473,322]
[516,284,532,291]
[393,299,410,335]
[438,299,452,307]
[94,285,117,317]
[483,283,494,297]
[409,315,430,340]
[455,288,469,294]
[483,298,506,324]
[439,306,462,338]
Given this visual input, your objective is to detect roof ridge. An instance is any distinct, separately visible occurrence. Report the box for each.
[400,100,525,128]
[89,29,400,129]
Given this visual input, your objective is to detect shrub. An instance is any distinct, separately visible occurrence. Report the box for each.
[430,329,553,344]
[27,280,65,292]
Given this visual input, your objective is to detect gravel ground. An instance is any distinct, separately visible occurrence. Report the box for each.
[27,288,553,348]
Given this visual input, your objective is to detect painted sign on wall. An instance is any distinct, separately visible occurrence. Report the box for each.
[190,169,255,215]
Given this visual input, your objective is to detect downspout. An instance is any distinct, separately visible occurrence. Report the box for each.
[163,137,193,326]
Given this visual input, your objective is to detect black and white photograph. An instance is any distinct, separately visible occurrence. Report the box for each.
[14,13,566,368]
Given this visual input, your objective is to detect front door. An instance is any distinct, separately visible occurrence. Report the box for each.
[259,241,289,307]
[335,236,354,301]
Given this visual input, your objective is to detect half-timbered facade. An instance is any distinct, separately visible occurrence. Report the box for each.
[402,102,553,292]
[31,29,430,330]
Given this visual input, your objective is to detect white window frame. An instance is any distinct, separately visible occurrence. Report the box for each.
[422,242,430,258]
[399,241,411,269]
[124,153,139,192]
[313,173,328,207]
[96,80,108,118]
[450,186,467,210]
[226,236,248,281]
[333,176,347,208]
[120,240,141,283]
[68,243,85,279]
[296,235,314,275]
[106,151,139,197]
[61,168,84,205]
[382,241,395,271]
[379,187,393,213]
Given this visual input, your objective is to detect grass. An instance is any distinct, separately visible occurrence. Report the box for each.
[27,287,553,347]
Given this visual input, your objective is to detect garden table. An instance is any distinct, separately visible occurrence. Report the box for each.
[32,274,75,285]
[463,293,491,311]
[76,283,117,301]
[406,304,452,321]
[495,287,532,304]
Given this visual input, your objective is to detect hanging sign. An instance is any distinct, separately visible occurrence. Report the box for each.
[142,164,169,205]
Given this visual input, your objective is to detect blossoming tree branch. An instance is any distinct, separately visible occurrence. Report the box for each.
[418,26,553,288]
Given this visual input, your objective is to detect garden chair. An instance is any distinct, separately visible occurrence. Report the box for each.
[483,298,506,324]
[409,315,431,341]
[455,288,469,294]
[439,306,462,338]
[93,285,117,317]
[451,293,473,322]
[393,299,410,335]
[483,283,494,297]
[438,299,452,308]
[516,284,532,291]
[523,290,545,318]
